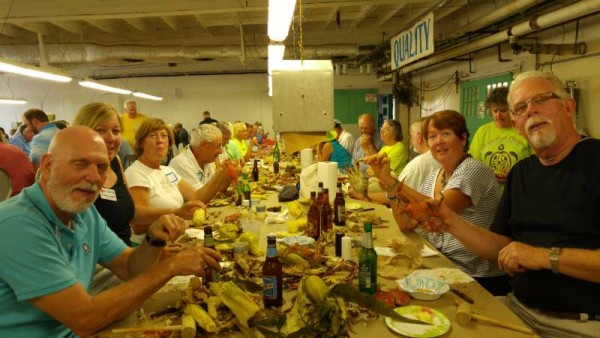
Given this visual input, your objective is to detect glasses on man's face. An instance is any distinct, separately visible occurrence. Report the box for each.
[510,92,562,116]
[147,132,169,141]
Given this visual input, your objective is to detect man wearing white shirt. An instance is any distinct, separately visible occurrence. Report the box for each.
[334,119,355,154]
[398,119,441,190]
[169,124,230,202]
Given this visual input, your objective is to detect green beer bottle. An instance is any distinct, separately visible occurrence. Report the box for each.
[358,223,377,294]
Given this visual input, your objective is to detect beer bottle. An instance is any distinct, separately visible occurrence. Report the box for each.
[358,223,377,294]
[235,180,243,206]
[203,226,220,284]
[252,159,259,182]
[242,173,251,207]
[333,182,346,226]
[263,235,283,307]
[320,188,333,234]
[272,139,280,174]
[306,191,320,240]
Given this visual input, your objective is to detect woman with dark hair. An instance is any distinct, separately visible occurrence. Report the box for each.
[378,119,408,177]
[368,110,510,296]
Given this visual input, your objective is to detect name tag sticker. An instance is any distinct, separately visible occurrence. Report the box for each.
[165,172,178,183]
[99,188,117,201]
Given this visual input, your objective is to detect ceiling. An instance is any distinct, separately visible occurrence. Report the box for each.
[0,0,582,80]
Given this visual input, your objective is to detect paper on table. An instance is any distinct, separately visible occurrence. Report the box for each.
[375,246,397,257]
[421,246,439,257]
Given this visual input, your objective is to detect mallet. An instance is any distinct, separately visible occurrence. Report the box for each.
[456,301,534,335]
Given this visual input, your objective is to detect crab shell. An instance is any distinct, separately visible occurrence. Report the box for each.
[396,179,441,222]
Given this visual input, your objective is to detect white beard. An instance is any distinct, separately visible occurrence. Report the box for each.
[525,116,556,149]
[47,176,99,214]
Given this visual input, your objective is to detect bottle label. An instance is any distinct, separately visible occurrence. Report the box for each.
[263,276,278,299]
[266,246,277,258]
[359,264,371,288]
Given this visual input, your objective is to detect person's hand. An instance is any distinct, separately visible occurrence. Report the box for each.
[147,214,187,243]
[160,243,183,259]
[359,134,374,150]
[163,246,222,277]
[410,198,452,234]
[497,242,548,276]
[347,186,366,200]
[213,164,232,191]
[363,153,393,185]
[175,200,206,219]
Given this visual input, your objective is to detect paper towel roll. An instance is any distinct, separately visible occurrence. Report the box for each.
[341,237,353,261]
[300,148,313,171]
[317,161,338,204]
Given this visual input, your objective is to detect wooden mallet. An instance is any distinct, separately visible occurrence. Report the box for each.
[456,301,535,335]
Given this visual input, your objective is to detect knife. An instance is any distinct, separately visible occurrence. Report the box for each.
[451,287,474,304]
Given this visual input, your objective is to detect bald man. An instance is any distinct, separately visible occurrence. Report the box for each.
[0,126,221,337]
[352,113,383,175]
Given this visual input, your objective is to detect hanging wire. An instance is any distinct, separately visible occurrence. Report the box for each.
[0,0,15,36]
[409,71,456,92]
[299,0,304,63]
[420,80,454,112]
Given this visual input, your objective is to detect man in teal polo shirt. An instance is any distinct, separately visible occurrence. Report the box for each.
[0,126,221,337]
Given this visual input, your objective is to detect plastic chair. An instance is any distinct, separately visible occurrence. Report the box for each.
[0,168,12,202]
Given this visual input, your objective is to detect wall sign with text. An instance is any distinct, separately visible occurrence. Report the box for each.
[390,12,434,70]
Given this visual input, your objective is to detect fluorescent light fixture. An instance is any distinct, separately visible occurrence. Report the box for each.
[79,80,132,95]
[268,0,296,41]
[133,91,163,101]
[0,59,72,83]
[268,44,286,73]
[0,98,27,105]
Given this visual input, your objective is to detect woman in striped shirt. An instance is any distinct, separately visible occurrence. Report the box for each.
[370,110,509,296]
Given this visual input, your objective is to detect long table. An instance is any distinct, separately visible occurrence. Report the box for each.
[96,193,538,338]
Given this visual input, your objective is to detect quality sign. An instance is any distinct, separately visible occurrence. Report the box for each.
[391,12,434,70]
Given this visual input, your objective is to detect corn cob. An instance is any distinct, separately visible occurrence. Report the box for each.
[216,281,261,327]
[184,303,217,333]
[304,275,330,305]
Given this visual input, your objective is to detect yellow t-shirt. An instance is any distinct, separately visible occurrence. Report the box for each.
[121,113,149,147]
[230,138,248,156]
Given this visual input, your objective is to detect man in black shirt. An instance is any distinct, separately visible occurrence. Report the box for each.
[426,71,600,338]
[199,110,218,125]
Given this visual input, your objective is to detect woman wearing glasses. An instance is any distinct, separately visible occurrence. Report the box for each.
[368,110,509,296]
[125,118,206,245]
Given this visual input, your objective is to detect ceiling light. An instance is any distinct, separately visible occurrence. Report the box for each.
[133,92,163,101]
[0,59,72,83]
[0,98,27,105]
[78,80,132,95]
[268,0,296,42]
[268,44,286,73]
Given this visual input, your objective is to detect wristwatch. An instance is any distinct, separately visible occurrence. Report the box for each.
[145,232,167,247]
[549,247,561,273]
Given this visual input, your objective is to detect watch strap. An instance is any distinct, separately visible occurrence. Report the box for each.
[549,247,561,273]
[145,232,167,247]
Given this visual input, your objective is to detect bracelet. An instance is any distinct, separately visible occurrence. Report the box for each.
[145,232,167,247]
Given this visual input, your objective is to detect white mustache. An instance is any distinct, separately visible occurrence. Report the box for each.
[71,184,100,194]
[525,116,552,131]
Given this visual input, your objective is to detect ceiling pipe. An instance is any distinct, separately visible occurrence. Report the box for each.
[379,0,600,81]
[0,44,359,65]
[450,0,540,38]
[37,33,48,67]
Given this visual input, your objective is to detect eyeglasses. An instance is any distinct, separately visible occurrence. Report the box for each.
[147,132,169,141]
[510,92,562,116]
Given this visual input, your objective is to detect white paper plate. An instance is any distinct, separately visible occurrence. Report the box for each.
[398,275,449,301]
[385,306,451,338]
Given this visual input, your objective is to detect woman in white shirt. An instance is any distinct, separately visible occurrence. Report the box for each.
[125,118,206,245]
